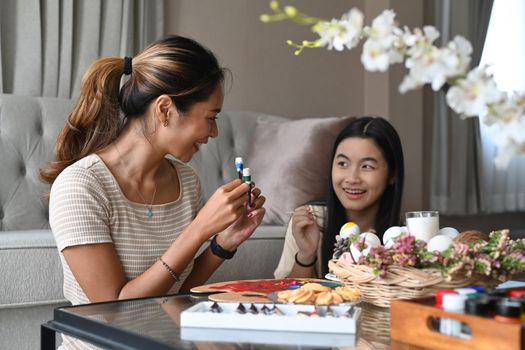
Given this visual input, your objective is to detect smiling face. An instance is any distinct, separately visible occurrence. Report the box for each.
[331,137,391,218]
[166,84,224,162]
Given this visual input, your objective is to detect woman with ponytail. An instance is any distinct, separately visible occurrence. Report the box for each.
[41,36,265,344]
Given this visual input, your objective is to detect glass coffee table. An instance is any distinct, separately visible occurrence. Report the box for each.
[41,294,391,349]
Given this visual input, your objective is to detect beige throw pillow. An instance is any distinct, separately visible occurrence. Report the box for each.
[248,116,353,225]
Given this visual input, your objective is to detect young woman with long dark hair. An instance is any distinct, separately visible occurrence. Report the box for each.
[274,116,404,278]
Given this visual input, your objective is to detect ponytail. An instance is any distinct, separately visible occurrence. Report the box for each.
[41,35,226,185]
[40,57,124,185]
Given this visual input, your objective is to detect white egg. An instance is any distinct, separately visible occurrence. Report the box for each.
[383,226,404,248]
[339,222,361,239]
[438,227,460,239]
[427,235,453,253]
[363,231,381,246]
[350,232,381,261]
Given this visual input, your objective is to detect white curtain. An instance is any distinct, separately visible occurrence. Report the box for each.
[0,0,164,98]
[430,0,494,215]
[478,0,525,212]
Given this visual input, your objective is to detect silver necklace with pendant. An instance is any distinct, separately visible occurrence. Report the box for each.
[135,184,157,218]
[114,144,157,218]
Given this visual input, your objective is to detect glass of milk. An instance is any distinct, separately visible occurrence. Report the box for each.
[405,211,439,242]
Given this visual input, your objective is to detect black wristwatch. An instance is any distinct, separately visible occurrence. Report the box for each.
[210,235,237,259]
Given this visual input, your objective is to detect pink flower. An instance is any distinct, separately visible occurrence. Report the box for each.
[354,237,368,251]
[339,252,354,264]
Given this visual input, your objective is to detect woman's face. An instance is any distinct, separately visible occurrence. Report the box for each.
[331,137,391,217]
[168,84,224,162]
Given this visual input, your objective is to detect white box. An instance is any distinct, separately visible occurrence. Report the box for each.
[180,302,361,347]
[180,302,361,334]
[180,327,357,347]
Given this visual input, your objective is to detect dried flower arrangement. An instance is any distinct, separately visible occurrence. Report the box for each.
[333,229,525,282]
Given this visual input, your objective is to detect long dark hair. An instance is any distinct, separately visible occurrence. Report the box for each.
[41,35,226,185]
[321,116,404,275]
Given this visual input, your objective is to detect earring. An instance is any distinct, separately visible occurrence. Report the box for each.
[163,120,169,127]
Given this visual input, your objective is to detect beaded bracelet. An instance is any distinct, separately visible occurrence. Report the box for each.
[294,252,317,268]
[210,235,237,260]
[159,257,180,282]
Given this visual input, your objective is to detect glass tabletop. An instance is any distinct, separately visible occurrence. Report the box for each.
[45,294,391,349]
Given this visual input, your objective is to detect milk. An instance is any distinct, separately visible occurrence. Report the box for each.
[405,212,439,242]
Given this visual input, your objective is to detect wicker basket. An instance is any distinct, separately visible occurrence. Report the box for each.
[359,304,391,349]
[329,259,499,308]
[329,230,501,307]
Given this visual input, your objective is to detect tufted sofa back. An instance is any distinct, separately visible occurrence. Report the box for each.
[0,94,74,231]
[0,94,286,232]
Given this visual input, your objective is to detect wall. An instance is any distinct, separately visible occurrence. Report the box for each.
[164,0,427,213]
[165,0,366,118]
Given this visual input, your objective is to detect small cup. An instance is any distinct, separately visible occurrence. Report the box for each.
[405,211,439,242]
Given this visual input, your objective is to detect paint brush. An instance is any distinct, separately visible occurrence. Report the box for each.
[235,157,243,181]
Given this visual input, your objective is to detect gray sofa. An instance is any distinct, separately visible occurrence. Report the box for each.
[0,94,287,349]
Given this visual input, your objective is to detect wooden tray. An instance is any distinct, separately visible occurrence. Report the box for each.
[191,278,339,303]
[390,298,524,350]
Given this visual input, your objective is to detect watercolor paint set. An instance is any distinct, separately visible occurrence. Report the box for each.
[180,301,361,334]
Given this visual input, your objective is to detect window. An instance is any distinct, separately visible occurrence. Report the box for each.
[479,0,525,211]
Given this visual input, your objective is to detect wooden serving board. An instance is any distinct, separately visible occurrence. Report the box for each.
[191,278,340,304]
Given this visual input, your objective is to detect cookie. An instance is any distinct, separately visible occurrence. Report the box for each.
[302,282,331,292]
[334,286,361,301]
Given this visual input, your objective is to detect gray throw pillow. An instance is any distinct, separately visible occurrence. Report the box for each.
[248,116,353,225]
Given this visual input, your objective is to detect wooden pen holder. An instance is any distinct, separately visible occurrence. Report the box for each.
[390,298,524,350]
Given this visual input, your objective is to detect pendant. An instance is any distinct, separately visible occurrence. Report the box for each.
[147,208,154,218]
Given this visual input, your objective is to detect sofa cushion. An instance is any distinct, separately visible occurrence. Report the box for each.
[0,230,65,306]
[248,116,353,225]
[0,95,73,231]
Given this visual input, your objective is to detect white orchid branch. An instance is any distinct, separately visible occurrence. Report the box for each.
[261,1,525,169]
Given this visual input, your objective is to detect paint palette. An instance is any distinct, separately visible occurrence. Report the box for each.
[190,278,342,303]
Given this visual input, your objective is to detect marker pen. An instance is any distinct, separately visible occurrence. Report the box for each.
[435,289,457,308]
[508,297,525,323]
[494,301,521,324]
[465,297,492,317]
[433,290,457,336]
[454,288,478,296]
[235,157,244,181]
[466,285,486,294]
[440,293,467,338]
[242,168,252,207]
[485,288,507,298]
[509,290,525,299]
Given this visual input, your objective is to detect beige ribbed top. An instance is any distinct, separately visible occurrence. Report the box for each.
[50,154,202,350]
